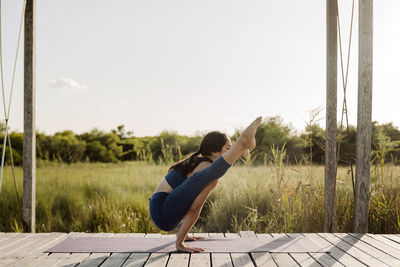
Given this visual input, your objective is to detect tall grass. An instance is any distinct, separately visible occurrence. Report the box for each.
[0,161,163,233]
[0,159,399,233]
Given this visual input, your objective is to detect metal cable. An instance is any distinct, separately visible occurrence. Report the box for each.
[335,0,356,196]
[0,0,27,224]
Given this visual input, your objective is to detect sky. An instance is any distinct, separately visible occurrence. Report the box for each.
[1,0,399,137]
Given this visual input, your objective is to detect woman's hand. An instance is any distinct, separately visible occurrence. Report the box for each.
[176,242,205,253]
[185,235,206,242]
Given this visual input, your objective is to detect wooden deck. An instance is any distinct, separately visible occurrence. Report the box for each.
[1,231,400,266]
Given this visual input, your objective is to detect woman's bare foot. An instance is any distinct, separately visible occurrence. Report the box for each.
[176,242,205,253]
[222,117,262,165]
[236,116,262,150]
[241,149,250,157]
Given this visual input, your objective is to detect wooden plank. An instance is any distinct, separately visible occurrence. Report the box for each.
[212,253,233,267]
[76,253,110,267]
[113,233,146,237]
[318,233,387,266]
[225,233,241,239]
[270,254,299,267]
[128,233,146,237]
[41,253,89,267]
[209,233,224,238]
[308,254,343,267]
[144,233,169,267]
[10,232,400,267]
[270,233,287,238]
[161,234,176,238]
[0,233,47,258]
[189,233,210,266]
[251,252,277,267]
[286,233,303,237]
[269,233,299,266]
[29,252,72,267]
[167,253,189,267]
[366,234,400,251]
[209,233,233,267]
[289,253,320,266]
[122,253,150,267]
[0,232,22,236]
[114,233,131,237]
[225,233,254,266]
[144,253,169,267]
[5,232,67,266]
[190,253,210,267]
[0,232,21,242]
[7,232,65,258]
[350,233,400,256]
[145,233,162,238]
[122,233,156,267]
[341,233,400,266]
[255,233,273,238]
[240,231,276,266]
[188,233,211,267]
[287,233,342,266]
[334,233,400,265]
[381,234,400,245]
[230,253,255,267]
[354,0,373,233]
[290,253,322,266]
[304,233,366,267]
[0,233,29,251]
[239,231,256,238]
[95,232,116,237]
[100,253,131,267]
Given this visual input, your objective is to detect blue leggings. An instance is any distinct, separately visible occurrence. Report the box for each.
[149,156,231,231]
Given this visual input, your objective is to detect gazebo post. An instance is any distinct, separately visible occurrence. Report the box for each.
[22,0,36,233]
[324,0,338,233]
[354,0,373,233]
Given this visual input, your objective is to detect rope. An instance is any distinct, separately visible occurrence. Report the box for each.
[0,0,27,221]
[335,0,356,197]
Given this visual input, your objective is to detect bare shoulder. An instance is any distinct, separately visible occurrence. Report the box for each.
[187,161,211,177]
[196,161,211,171]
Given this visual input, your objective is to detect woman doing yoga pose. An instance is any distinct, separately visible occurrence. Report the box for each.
[149,117,262,252]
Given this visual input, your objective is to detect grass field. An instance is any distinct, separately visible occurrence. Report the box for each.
[0,160,399,234]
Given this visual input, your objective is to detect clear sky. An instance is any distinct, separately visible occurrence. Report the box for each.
[1,0,399,137]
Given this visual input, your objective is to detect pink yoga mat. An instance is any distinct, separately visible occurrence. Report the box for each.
[44,236,330,253]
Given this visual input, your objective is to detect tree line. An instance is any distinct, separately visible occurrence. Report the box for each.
[1,116,399,166]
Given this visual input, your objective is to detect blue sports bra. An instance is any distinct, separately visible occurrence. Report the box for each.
[165,157,213,189]
[164,169,187,189]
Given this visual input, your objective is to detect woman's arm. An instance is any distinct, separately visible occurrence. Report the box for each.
[175,161,213,252]
[175,207,204,252]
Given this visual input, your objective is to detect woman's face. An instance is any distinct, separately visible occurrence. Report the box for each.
[220,137,232,154]
[212,137,232,158]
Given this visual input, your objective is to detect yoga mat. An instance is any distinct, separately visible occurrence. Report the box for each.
[44,236,330,253]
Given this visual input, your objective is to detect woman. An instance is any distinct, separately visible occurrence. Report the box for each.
[149,117,262,252]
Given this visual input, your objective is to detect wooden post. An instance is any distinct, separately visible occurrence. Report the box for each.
[354,0,373,233]
[22,0,36,233]
[324,0,337,233]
